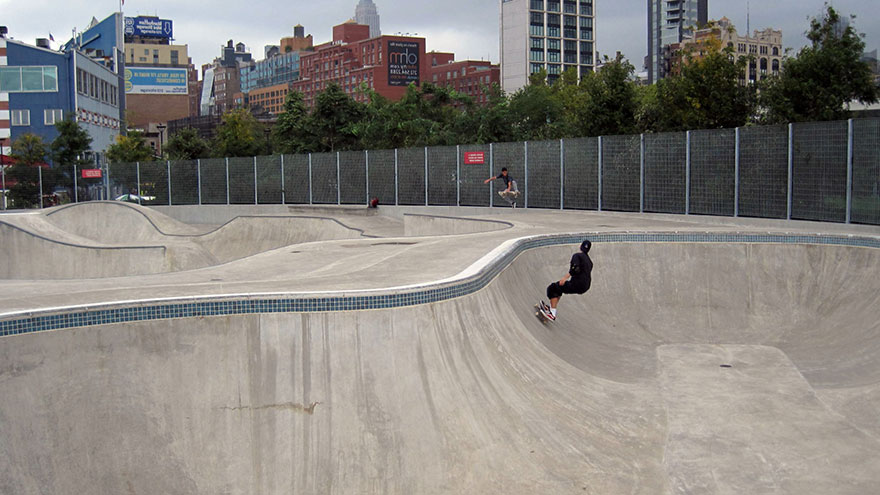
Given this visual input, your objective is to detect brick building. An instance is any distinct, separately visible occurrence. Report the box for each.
[428,59,500,105]
[290,22,427,107]
[123,16,192,137]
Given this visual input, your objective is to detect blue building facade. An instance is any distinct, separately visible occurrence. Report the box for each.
[240,52,301,94]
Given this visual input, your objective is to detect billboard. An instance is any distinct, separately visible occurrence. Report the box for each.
[124,17,173,39]
[387,40,420,86]
[124,67,188,95]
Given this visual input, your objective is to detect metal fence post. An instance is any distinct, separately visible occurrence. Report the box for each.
[559,138,565,210]
[253,156,258,205]
[424,146,429,206]
[167,161,172,206]
[734,127,740,217]
[197,159,202,206]
[280,154,286,205]
[598,136,603,212]
[394,148,399,206]
[73,164,78,203]
[38,166,44,208]
[685,131,691,215]
[639,134,645,213]
[456,145,461,207]
[523,141,529,208]
[136,162,141,206]
[308,153,313,205]
[225,157,230,205]
[489,143,494,207]
[846,118,854,224]
[365,150,370,205]
[787,123,793,220]
[336,151,341,205]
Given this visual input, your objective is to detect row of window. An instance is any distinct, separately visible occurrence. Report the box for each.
[0,66,58,93]
[530,63,594,75]
[737,43,780,56]
[531,12,593,28]
[9,109,63,126]
[76,69,118,107]
[530,0,593,15]
[529,24,593,40]
[530,50,593,64]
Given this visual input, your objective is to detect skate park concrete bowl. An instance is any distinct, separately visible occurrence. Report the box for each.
[1,204,880,494]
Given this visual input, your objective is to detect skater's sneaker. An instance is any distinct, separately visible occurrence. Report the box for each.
[540,301,551,311]
[543,309,556,321]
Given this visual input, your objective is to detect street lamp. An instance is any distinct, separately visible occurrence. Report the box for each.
[263,127,272,155]
[0,137,6,210]
[156,123,167,159]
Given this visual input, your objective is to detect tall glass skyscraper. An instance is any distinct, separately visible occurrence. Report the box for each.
[500,0,596,93]
[646,0,707,84]
[355,0,381,38]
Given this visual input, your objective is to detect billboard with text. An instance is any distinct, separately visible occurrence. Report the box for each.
[388,40,420,86]
[124,17,173,39]
[124,67,188,95]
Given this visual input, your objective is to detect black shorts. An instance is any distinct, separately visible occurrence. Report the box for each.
[546,279,589,299]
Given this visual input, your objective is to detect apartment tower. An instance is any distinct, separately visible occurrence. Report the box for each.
[646,0,707,83]
[500,0,596,93]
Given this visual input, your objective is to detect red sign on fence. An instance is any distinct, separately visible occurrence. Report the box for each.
[464,151,485,165]
[81,169,103,179]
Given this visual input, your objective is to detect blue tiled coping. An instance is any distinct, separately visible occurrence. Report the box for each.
[1,231,878,338]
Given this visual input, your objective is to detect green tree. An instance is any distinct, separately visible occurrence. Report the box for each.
[759,5,877,123]
[7,134,48,208]
[106,130,155,163]
[274,91,313,154]
[164,127,210,160]
[572,56,640,136]
[51,118,93,190]
[450,83,515,144]
[309,82,366,151]
[212,108,261,157]
[507,70,565,140]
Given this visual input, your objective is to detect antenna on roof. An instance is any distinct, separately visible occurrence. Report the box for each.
[747,0,750,35]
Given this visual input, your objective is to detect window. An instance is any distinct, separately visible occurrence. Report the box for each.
[530,63,544,74]
[579,3,592,15]
[530,49,545,62]
[546,51,558,63]
[772,59,780,72]
[772,47,779,56]
[530,12,543,24]
[548,26,560,37]
[0,66,58,92]
[579,16,592,28]
[580,41,593,53]
[563,0,576,13]
[530,0,543,9]
[579,29,592,40]
[580,51,593,64]
[11,109,30,126]
[547,0,560,12]
[530,37,544,49]
[529,25,544,36]
[170,50,179,65]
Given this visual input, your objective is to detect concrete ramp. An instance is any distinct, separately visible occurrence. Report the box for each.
[1,241,879,493]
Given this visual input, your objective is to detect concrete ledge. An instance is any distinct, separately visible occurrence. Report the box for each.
[2,231,878,337]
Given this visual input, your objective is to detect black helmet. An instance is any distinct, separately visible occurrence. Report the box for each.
[580,239,592,253]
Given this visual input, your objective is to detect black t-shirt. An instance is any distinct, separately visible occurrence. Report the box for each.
[568,252,593,289]
[495,173,513,187]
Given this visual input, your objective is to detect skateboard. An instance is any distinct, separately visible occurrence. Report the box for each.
[534,302,553,323]
[498,190,521,207]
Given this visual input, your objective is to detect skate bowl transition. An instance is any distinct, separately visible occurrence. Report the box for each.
[1,207,880,493]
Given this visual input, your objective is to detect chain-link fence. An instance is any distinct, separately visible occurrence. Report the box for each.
[94,118,880,225]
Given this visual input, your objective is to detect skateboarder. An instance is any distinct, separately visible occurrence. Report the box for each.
[539,239,593,321]
[484,168,520,207]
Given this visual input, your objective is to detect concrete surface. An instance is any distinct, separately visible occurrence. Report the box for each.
[1,203,880,493]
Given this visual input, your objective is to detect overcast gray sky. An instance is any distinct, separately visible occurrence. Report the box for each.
[2,0,877,75]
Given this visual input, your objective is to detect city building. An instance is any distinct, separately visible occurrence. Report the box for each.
[237,25,313,116]
[290,21,427,107]
[123,15,193,150]
[672,17,782,84]
[200,40,253,116]
[1,16,123,164]
[646,0,707,84]
[354,0,381,38]
[500,0,597,93]
[428,58,500,105]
